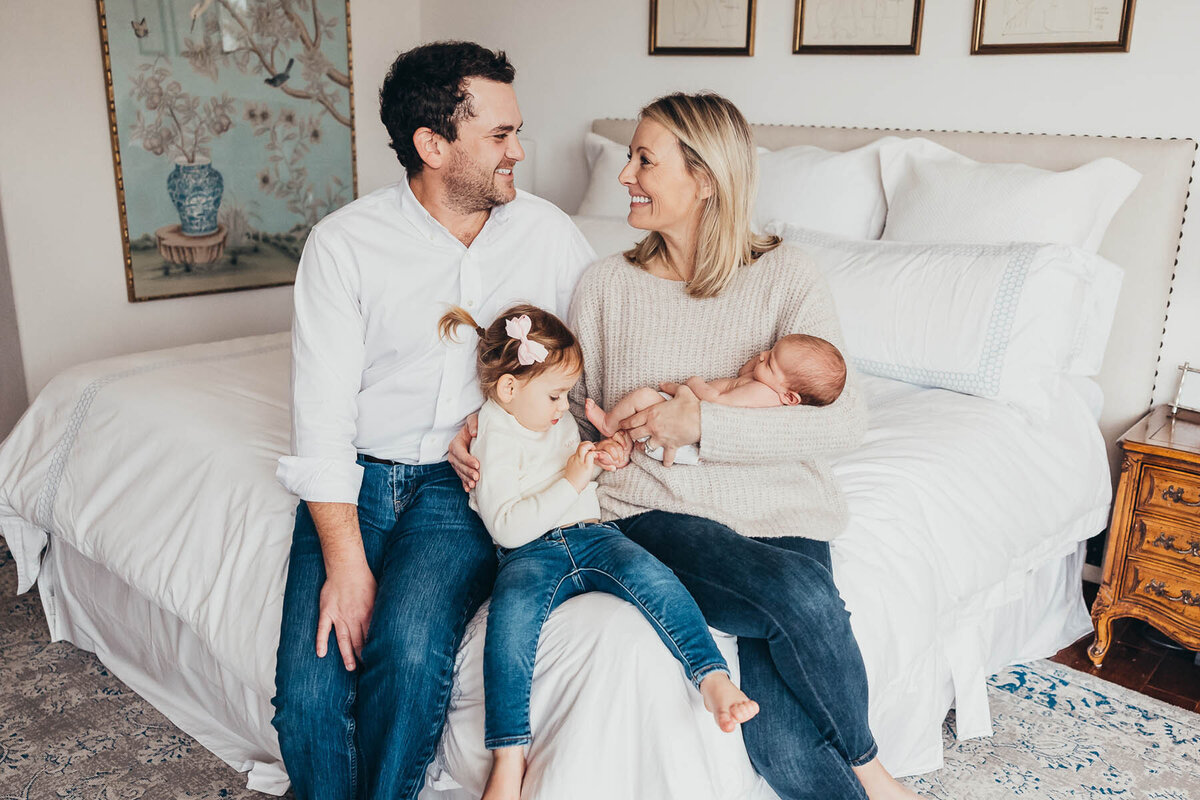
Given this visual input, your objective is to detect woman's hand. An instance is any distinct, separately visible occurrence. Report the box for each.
[448,413,480,490]
[564,442,598,491]
[620,385,701,467]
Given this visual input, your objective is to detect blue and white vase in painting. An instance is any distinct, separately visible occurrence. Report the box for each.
[167,157,224,236]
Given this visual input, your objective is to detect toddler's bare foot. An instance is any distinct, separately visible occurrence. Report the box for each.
[699,672,759,733]
[584,398,617,438]
[852,757,921,799]
[481,746,526,800]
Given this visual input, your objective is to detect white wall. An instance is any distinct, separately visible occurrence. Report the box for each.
[0,195,27,436]
[0,0,417,399]
[423,0,1200,407]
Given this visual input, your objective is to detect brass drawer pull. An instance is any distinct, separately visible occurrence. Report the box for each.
[1162,485,1200,507]
[1143,580,1200,607]
[1151,532,1200,558]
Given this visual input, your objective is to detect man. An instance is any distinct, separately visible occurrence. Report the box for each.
[271,41,595,800]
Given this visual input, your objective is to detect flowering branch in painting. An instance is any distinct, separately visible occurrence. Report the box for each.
[129,65,236,164]
[246,102,350,227]
[183,0,351,127]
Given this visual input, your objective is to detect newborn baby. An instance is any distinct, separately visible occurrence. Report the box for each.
[585,333,846,465]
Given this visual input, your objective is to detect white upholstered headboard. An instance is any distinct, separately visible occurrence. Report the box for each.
[592,119,1196,480]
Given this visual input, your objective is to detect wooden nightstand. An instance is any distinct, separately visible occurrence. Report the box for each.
[1090,406,1200,666]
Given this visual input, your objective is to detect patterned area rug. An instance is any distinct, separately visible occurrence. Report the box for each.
[904,662,1200,799]
[2,537,1198,799]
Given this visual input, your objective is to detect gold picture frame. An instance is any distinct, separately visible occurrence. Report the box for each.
[793,0,924,55]
[972,0,1136,55]
[97,0,357,303]
[649,0,756,56]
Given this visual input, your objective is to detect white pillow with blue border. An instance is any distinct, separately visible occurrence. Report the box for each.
[766,223,1124,418]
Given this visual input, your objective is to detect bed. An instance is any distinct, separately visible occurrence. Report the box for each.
[0,123,1193,798]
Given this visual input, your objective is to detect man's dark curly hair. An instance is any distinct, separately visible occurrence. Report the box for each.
[379,41,515,177]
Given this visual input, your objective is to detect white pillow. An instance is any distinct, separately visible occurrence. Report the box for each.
[572,215,643,258]
[577,132,632,218]
[767,224,1125,416]
[879,138,1141,252]
[755,137,898,239]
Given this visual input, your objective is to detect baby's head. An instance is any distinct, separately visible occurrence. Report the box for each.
[743,334,846,407]
[438,303,582,431]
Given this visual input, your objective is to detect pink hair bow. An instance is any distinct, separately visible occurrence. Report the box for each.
[505,315,549,366]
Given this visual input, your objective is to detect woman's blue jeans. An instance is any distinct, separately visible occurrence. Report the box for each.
[271,459,497,800]
[616,511,877,800]
[484,521,729,749]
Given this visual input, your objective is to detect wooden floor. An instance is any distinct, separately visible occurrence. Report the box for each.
[1049,583,1200,713]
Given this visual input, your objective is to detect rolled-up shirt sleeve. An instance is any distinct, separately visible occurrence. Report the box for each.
[276,227,366,503]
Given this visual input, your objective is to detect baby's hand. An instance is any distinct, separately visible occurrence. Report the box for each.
[594,431,633,471]
[564,442,598,491]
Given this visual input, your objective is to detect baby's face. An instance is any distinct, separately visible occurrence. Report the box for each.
[504,365,580,432]
[739,345,795,397]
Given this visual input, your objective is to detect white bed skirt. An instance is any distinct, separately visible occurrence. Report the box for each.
[33,527,1091,796]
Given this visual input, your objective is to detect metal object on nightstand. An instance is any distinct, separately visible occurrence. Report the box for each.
[1170,362,1200,416]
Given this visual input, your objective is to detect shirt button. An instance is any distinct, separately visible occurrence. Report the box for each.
[466,299,476,309]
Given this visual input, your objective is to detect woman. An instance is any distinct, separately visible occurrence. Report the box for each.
[454,92,917,800]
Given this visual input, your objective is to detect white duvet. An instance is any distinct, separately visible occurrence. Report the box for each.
[0,333,1110,797]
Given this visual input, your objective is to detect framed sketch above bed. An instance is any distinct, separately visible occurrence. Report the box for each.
[649,0,756,56]
[793,0,924,55]
[972,0,1136,55]
[96,0,357,303]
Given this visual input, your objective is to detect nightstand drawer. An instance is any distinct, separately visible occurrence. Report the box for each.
[1124,562,1200,632]
[1131,515,1200,570]
[1136,465,1200,524]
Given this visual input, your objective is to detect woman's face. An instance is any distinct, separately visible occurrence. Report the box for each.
[619,118,710,238]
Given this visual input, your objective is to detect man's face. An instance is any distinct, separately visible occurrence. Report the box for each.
[442,78,525,214]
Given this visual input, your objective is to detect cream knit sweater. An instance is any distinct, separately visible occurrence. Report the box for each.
[568,246,867,541]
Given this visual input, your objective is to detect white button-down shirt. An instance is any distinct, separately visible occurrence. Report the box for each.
[277,179,596,504]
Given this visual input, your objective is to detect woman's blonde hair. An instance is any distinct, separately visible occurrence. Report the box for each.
[624,92,781,299]
[437,303,582,399]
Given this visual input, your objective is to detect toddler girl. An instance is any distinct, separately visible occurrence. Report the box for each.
[586,333,846,465]
[438,303,758,800]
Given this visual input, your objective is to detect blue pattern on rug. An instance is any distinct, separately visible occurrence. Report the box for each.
[903,660,1200,798]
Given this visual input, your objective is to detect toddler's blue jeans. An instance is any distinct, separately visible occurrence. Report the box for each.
[483,521,729,749]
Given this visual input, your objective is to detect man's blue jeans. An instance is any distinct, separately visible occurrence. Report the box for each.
[271,459,497,800]
[483,522,729,749]
[617,511,877,800]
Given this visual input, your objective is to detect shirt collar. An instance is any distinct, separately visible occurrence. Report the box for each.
[397,177,516,247]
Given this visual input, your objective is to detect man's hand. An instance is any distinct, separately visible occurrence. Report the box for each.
[620,385,701,468]
[316,559,377,671]
[594,430,633,470]
[448,413,480,490]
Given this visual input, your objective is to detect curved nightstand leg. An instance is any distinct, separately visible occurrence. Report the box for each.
[1088,590,1116,667]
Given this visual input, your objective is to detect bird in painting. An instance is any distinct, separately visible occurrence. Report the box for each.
[189,0,214,31]
[131,17,149,38]
[264,58,295,87]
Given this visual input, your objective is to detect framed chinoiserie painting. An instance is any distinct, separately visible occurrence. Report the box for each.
[972,0,1136,54]
[97,0,357,302]
[793,0,924,55]
[649,0,756,56]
